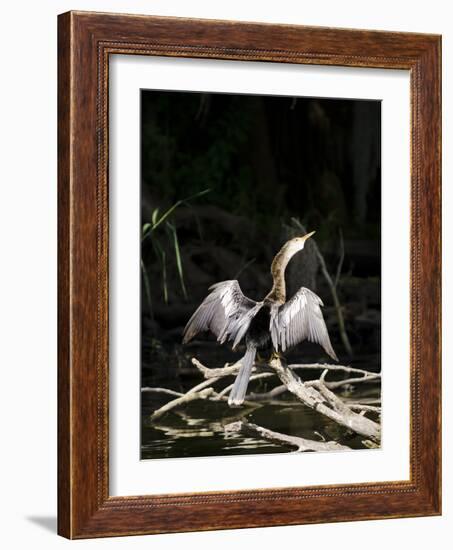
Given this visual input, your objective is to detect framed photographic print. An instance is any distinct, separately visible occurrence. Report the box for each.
[58,11,441,538]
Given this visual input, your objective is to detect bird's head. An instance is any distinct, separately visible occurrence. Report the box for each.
[268,230,316,302]
[285,231,316,257]
[271,231,316,276]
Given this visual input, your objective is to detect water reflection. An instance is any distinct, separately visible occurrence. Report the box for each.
[141,382,380,460]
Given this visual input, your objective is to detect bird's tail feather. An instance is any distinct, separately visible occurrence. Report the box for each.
[228,347,256,407]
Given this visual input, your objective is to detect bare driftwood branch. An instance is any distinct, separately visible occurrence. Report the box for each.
[306,373,380,390]
[147,356,380,444]
[147,375,227,420]
[150,387,217,421]
[268,357,380,442]
[193,357,379,380]
[191,357,275,399]
[191,358,242,378]
[291,219,353,356]
[149,388,261,422]
[148,364,263,421]
[349,398,381,405]
[141,387,183,397]
[247,372,380,401]
[192,357,380,392]
[348,404,381,413]
[225,420,351,452]
[289,362,379,377]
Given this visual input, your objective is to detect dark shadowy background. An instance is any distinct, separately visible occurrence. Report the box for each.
[140,90,381,459]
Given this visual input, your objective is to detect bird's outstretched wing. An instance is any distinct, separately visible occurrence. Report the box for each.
[270,287,338,360]
[182,280,261,350]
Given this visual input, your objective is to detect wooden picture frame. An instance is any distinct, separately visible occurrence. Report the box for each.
[58,10,441,539]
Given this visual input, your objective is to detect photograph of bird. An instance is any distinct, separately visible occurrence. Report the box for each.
[182,231,338,406]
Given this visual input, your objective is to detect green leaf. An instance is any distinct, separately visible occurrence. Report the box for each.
[151,188,211,232]
[142,189,210,305]
[151,208,160,227]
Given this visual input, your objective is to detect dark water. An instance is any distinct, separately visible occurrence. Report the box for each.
[141,376,380,460]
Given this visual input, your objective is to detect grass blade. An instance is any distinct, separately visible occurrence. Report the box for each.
[161,250,168,303]
[141,259,152,312]
[167,222,187,299]
[152,208,160,226]
[150,188,211,233]
[151,237,169,304]
[142,223,152,241]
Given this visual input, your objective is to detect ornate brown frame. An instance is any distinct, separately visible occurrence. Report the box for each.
[58,11,441,539]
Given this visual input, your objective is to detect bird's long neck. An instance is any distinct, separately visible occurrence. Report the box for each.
[265,244,294,303]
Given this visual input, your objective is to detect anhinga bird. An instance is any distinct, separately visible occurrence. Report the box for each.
[183,231,338,406]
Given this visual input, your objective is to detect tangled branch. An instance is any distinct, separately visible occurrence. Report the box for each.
[144,356,381,446]
[225,420,352,452]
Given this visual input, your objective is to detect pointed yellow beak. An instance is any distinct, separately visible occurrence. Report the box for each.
[302,231,316,241]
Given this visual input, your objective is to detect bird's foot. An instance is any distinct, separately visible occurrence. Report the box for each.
[269,351,286,368]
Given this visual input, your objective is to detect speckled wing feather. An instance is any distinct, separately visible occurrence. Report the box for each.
[271,287,338,360]
[182,280,262,350]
